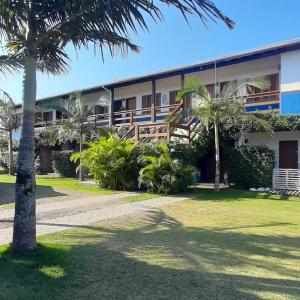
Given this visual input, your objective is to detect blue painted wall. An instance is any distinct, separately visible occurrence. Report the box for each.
[281,92,300,115]
[245,103,280,112]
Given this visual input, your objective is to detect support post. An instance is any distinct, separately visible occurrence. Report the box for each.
[135,125,139,141]
[151,79,156,123]
[167,124,171,142]
[151,103,156,123]
[109,88,114,127]
[130,111,134,125]
[181,73,185,88]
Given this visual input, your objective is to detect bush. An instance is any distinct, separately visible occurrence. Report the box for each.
[72,134,138,190]
[52,150,77,177]
[225,146,275,189]
[0,151,18,173]
[35,155,42,175]
[138,143,196,194]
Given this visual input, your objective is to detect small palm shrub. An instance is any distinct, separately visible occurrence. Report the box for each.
[138,143,195,194]
[71,134,138,190]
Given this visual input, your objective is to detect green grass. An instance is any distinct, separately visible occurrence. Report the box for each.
[0,174,114,194]
[0,174,115,207]
[0,188,299,299]
[122,192,160,203]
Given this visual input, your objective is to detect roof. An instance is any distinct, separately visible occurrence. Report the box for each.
[17,38,300,108]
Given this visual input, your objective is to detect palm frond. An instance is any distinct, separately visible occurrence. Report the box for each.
[220,74,270,101]
[0,55,22,75]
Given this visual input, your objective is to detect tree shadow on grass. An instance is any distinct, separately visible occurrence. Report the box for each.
[0,182,66,205]
[187,187,297,202]
[1,209,299,299]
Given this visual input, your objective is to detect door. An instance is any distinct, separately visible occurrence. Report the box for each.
[279,141,298,169]
[113,100,123,124]
[43,111,53,122]
[126,97,136,123]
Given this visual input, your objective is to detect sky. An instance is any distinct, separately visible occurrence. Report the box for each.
[1,0,300,103]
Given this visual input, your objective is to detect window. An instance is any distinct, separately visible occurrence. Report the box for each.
[142,93,161,114]
[170,90,191,109]
[56,111,68,120]
[169,91,178,105]
[247,73,279,103]
[94,105,108,115]
[206,84,215,97]
[126,97,136,111]
[43,111,53,122]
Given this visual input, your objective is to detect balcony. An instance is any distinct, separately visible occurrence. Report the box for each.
[33,90,281,129]
[244,90,280,112]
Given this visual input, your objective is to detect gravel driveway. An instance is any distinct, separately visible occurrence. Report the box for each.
[0,192,187,246]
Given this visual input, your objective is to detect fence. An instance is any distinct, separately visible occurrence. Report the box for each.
[273,168,300,191]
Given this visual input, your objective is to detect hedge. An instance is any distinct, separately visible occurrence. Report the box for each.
[225,145,275,189]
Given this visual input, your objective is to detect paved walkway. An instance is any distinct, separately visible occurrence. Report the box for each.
[0,193,187,246]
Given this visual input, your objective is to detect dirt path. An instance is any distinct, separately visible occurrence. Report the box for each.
[0,193,187,246]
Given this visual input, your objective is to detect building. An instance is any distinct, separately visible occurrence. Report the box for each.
[13,39,300,180]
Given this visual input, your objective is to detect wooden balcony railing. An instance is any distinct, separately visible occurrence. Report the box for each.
[244,90,280,106]
[34,91,281,129]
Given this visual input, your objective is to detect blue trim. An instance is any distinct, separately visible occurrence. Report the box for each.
[135,115,166,123]
[281,92,300,115]
[245,103,280,112]
[20,41,300,108]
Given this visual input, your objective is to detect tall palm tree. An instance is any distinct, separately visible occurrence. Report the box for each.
[44,92,102,181]
[177,76,270,192]
[0,0,234,252]
[0,90,21,175]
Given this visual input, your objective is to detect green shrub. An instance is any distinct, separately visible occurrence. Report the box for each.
[72,134,138,190]
[35,155,42,175]
[0,151,18,173]
[52,150,77,177]
[225,146,275,189]
[138,143,196,194]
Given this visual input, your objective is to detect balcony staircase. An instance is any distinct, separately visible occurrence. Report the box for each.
[120,101,200,144]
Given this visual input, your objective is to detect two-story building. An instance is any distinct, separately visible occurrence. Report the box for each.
[13,39,300,183]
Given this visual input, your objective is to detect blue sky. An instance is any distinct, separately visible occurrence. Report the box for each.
[1,0,300,103]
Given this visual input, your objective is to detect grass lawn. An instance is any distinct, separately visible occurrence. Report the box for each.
[0,174,115,207]
[0,188,299,299]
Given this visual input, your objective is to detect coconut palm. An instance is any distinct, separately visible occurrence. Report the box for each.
[44,92,103,181]
[177,76,270,192]
[0,0,234,252]
[0,90,21,175]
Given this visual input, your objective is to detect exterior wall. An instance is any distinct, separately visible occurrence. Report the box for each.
[280,50,300,115]
[13,48,300,124]
[186,55,280,85]
[243,131,300,169]
[114,81,152,114]
[111,56,280,114]
[84,90,109,107]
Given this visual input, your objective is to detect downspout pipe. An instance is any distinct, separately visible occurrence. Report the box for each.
[102,85,113,127]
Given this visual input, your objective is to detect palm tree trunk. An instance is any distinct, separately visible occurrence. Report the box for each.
[214,120,220,192]
[79,126,84,181]
[8,130,14,175]
[12,56,37,252]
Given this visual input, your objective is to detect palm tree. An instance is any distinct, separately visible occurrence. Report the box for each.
[177,76,270,192]
[44,92,102,181]
[0,0,234,252]
[0,90,21,175]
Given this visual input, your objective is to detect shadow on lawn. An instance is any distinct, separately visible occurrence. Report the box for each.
[188,187,300,202]
[1,209,299,299]
[0,182,66,205]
